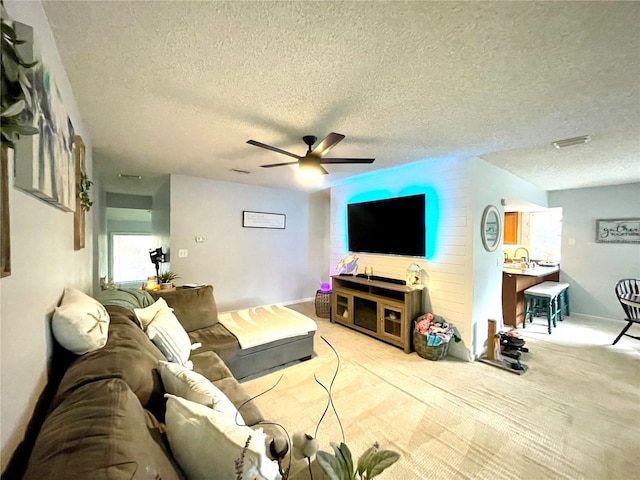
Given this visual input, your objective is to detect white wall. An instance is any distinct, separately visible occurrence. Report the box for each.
[549,183,640,319]
[0,0,92,470]
[151,178,171,261]
[329,157,548,360]
[169,175,328,311]
[468,159,548,358]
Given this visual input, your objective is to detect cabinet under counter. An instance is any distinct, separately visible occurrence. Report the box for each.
[502,267,560,327]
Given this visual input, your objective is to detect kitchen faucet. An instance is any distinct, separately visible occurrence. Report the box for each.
[514,247,530,263]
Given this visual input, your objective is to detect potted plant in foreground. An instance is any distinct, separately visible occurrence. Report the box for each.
[157,270,179,290]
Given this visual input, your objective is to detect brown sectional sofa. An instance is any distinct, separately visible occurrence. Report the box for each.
[20,291,281,479]
[149,286,315,380]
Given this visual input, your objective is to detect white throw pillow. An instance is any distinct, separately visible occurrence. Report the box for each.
[146,308,192,367]
[158,361,245,425]
[51,287,110,355]
[164,394,279,480]
[134,297,170,330]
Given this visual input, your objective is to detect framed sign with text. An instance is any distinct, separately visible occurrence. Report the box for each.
[242,211,286,229]
[595,218,640,244]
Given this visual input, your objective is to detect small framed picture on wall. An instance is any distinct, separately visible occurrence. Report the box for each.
[595,218,640,244]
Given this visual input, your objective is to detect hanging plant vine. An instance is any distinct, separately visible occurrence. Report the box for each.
[78,171,93,211]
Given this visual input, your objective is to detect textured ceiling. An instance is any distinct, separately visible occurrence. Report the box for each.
[41,0,640,194]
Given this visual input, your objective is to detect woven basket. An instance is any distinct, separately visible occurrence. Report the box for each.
[314,290,331,318]
[413,331,450,361]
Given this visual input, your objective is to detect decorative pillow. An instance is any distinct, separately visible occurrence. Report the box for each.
[164,394,279,480]
[134,297,171,330]
[149,285,219,332]
[51,287,110,355]
[146,308,192,368]
[158,361,245,425]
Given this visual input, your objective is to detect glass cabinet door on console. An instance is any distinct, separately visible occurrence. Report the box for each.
[332,291,352,324]
[379,303,404,346]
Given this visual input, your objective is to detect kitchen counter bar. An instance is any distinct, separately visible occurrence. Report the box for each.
[502,265,559,277]
[502,266,560,327]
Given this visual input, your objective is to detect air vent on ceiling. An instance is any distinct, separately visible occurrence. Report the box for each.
[552,135,591,149]
[230,168,250,175]
[118,173,142,179]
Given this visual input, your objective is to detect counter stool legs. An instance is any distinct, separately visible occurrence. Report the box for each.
[559,288,570,320]
[523,287,567,334]
[523,295,553,333]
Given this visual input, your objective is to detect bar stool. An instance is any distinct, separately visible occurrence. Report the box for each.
[523,282,567,334]
[536,281,570,320]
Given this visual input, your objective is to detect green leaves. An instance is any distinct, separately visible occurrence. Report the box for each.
[1,6,38,149]
[78,171,93,211]
[1,98,24,117]
[317,442,400,480]
[362,448,400,479]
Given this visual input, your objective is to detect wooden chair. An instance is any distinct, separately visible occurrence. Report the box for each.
[613,278,640,345]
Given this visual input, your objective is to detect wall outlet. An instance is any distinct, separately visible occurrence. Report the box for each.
[195,236,205,243]
[178,249,188,258]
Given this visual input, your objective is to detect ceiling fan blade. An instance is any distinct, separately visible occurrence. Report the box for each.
[320,158,375,164]
[247,140,301,159]
[311,132,345,157]
[260,161,299,168]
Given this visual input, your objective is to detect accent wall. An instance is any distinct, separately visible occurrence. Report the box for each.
[329,156,548,360]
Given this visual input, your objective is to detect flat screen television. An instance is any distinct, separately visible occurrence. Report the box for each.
[347,194,426,257]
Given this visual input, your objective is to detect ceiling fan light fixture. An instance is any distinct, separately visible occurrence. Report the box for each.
[552,135,591,149]
[298,162,323,179]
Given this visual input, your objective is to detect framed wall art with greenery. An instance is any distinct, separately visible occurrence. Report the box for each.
[73,135,89,250]
[2,3,41,278]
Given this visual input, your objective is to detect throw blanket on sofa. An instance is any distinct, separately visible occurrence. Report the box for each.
[218,305,317,349]
[94,288,154,311]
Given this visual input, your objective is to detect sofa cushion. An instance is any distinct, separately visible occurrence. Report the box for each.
[134,297,171,330]
[187,321,240,361]
[158,360,245,425]
[23,378,185,480]
[146,307,193,368]
[51,287,110,355]
[52,305,167,418]
[149,285,219,332]
[190,351,263,426]
[164,394,279,480]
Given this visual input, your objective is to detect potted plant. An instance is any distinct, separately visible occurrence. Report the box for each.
[157,270,179,289]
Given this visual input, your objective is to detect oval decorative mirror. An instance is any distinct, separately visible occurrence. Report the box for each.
[481,205,501,252]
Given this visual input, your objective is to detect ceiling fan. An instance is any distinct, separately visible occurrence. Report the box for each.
[246,132,375,177]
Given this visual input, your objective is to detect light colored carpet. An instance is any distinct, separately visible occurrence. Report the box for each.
[242,303,640,479]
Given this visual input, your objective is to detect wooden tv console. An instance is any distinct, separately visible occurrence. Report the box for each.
[331,275,423,353]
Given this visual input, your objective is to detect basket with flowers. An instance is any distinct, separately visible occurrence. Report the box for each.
[413,313,460,360]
